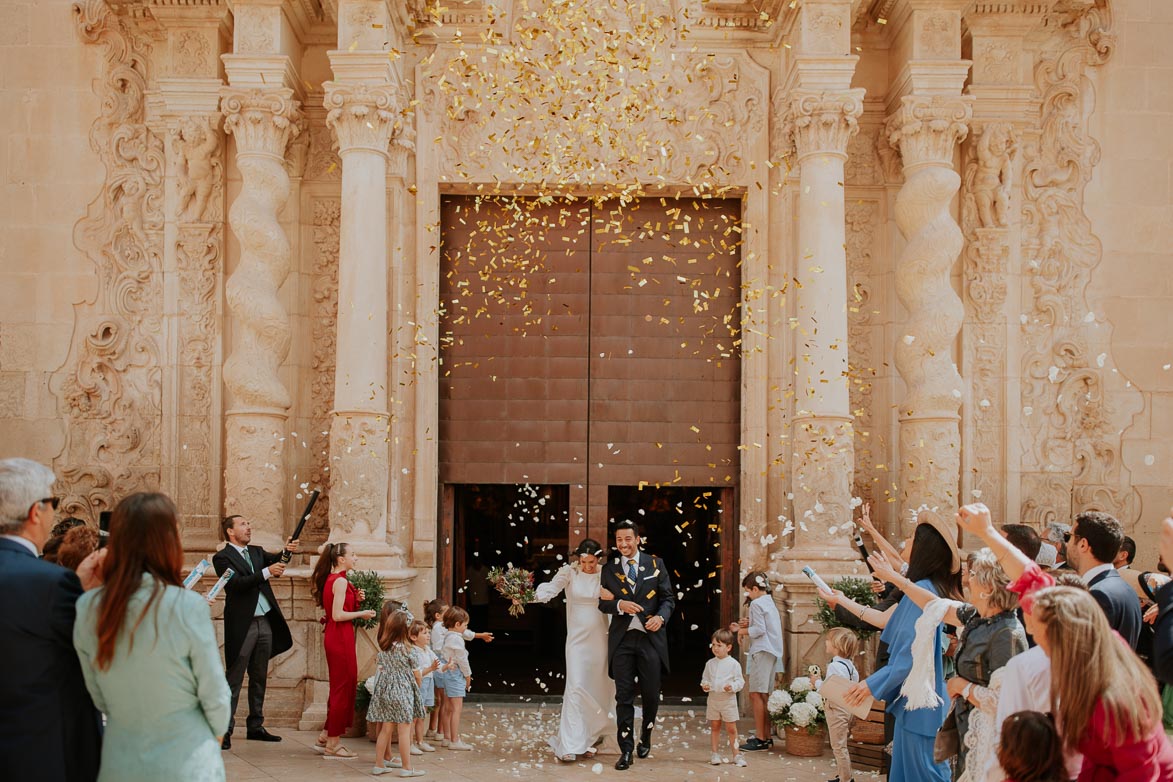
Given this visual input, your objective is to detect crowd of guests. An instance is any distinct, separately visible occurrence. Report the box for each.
[821,503,1173,782]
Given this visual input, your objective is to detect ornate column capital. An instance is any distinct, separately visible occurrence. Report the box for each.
[782,88,866,161]
[886,95,973,170]
[323,81,410,157]
[220,87,302,159]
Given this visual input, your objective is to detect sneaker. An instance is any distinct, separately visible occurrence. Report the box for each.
[398,771,426,778]
[439,739,450,748]
[424,730,437,740]
[448,741,473,751]
[710,753,722,765]
[417,741,436,753]
[738,737,770,752]
[734,754,747,768]
[384,759,403,769]
[372,767,393,776]
[410,745,424,756]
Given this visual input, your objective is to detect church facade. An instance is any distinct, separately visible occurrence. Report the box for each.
[3,0,1171,722]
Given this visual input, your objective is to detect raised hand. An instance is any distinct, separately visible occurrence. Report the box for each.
[818,587,845,607]
[284,537,300,553]
[859,502,877,534]
[955,503,995,538]
[868,551,901,584]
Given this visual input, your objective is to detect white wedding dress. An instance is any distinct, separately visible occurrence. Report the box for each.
[531,564,619,757]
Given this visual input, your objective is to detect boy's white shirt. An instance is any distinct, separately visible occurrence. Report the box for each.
[430,621,476,654]
[701,655,745,694]
[746,593,784,658]
[442,631,472,677]
[814,656,860,690]
[411,644,440,678]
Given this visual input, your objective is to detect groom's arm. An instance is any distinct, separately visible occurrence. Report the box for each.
[598,567,620,614]
[653,557,675,623]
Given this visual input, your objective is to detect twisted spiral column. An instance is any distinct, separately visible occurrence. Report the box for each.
[888,95,972,528]
[219,87,302,547]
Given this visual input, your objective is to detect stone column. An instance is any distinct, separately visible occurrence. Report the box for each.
[219,86,302,549]
[322,75,406,567]
[785,87,866,566]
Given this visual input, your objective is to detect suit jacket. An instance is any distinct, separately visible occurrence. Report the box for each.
[212,544,292,666]
[598,550,675,675]
[0,537,101,782]
[1087,567,1142,650]
[1153,580,1173,685]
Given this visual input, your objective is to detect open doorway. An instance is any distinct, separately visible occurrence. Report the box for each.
[450,483,571,700]
[607,485,738,698]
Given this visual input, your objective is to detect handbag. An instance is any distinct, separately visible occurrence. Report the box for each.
[933,706,959,763]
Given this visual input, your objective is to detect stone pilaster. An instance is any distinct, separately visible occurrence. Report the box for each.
[219,86,302,549]
[322,76,407,568]
[784,88,866,570]
[888,93,973,526]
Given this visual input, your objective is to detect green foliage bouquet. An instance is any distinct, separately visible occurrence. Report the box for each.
[814,576,879,640]
[347,570,384,630]
[487,566,536,617]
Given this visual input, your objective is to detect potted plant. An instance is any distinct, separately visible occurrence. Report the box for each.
[768,677,827,757]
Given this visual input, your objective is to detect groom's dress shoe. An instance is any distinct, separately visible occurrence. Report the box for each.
[636,730,652,758]
[614,752,633,770]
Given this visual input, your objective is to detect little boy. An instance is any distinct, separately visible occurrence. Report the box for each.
[812,627,861,782]
[441,606,474,750]
[701,628,746,767]
[733,571,784,752]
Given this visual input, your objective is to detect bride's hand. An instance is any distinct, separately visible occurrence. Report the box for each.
[599,587,614,601]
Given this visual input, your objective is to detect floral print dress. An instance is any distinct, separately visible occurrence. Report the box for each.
[366,643,425,724]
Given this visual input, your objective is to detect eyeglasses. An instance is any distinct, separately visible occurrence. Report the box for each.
[35,496,60,511]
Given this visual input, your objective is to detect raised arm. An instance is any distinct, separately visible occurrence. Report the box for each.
[868,550,969,626]
[531,564,573,604]
[955,503,1032,583]
[817,582,897,630]
[857,503,904,565]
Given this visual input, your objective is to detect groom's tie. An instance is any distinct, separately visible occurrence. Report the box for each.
[626,558,638,584]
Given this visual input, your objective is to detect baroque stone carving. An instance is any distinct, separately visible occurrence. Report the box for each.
[173,114,223,222]
[846,200,879,507]
[309,198,341,539]
[975,40,1016,84]
[963,123,1016,229]
[54,0,166,521]
[845,126,882,186]
[323,82,409,154]
[888,95,972,522]
[328,414,388,536]
[174,30,211,76]
[920,12,954,59]
[780,89,865,159]
[304,125,342,181]
[1019,0,1139,526]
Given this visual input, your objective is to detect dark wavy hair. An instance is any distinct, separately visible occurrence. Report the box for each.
[905,523,963,600]
[575,538,604,558]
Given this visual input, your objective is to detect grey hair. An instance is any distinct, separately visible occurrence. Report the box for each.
[969,547,1019,614]
[0,458,57,534]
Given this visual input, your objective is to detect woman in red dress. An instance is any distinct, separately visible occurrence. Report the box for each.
[310,542,375,759]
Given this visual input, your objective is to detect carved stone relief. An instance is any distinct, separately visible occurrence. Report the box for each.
[309,198,341,540]
[975,40,1016,85]
[305,126,342,181]
[920,13,955,59]
[173,30,211,76]
[1019,1,1140,526]
[173,114,223,222]
[846,200,879,507]
[845,126,882,186]
[54,0,166,521]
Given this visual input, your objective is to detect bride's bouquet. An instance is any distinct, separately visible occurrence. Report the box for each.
[487,566,536,617]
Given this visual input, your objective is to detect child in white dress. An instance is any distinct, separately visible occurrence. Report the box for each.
[701,628,746,767]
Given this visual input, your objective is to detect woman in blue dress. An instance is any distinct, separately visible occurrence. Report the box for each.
[819,509,963,782]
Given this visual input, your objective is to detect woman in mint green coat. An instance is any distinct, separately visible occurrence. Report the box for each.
[73,493,231,782]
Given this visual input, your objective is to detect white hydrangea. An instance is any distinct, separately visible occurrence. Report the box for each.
[766,689,793,714]
[805,691,823,710]
[790,702,819,728]
[790,677,812,693]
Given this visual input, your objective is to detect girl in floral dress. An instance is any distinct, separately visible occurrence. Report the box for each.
[368,603,427,777]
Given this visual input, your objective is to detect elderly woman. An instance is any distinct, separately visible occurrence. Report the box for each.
[871,544,1028,780]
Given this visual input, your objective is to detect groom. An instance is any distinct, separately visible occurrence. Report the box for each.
[598,520,675,770]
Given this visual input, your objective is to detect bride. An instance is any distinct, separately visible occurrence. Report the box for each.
[525,539,619,762]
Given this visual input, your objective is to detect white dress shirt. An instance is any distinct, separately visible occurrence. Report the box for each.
[621,556,646,633]
[1082,562,1115,585]
[231,543,272,616]
[1,534,38,556]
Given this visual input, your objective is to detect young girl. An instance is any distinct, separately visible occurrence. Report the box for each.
[368,603,427,777]
[408,620,441,754]
[996,711,1067,782]
[441,606,474,750]
[812,628,861,782]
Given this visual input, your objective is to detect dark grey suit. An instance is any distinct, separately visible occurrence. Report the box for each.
[1088,566,1143,650]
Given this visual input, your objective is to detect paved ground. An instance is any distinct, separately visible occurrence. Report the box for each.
[224,707,883,781]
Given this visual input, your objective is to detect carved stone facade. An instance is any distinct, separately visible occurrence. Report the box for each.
[6,0,1169,721]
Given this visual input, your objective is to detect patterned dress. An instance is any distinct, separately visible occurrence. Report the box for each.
[367,643,426,724]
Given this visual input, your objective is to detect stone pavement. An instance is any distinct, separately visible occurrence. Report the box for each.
[225,707,885,781]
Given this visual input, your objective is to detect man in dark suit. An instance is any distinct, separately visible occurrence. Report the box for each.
[598,520,675,771]
[213,514,297,749]
[1066,510,1142,649]
[0,458,102,782]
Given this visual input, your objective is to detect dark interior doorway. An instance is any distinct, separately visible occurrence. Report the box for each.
[451,483,570,700]
[607,485,736,699]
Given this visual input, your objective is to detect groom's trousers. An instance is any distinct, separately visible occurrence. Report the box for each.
[613,630,663,753]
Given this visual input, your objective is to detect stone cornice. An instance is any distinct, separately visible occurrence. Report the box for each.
[886,94,972,170]
[220,87,303,158]
[783,88,867,160]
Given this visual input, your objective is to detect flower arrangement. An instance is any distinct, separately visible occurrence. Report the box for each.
[487,566,536,617]
[768,677,827,735]
[813,576,879,640]
[347,569,384,630]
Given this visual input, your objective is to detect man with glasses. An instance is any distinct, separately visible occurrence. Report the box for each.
[1065,510,1143,649]
[0,458,102,781]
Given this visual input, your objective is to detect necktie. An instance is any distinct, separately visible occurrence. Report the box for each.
[240,546,271,616]
[627,559,638,584]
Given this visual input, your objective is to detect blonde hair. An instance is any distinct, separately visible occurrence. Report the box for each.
[969,548,1019,614]
[1032,586,1161,753]
[825,627,860,659]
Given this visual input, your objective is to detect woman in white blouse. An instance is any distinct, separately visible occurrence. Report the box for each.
[527,539,619,762]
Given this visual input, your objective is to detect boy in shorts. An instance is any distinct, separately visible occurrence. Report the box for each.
[702,628,747,766]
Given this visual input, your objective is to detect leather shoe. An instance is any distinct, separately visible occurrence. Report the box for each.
[614,752,633,770]
[221,735,231,751]
[636,730,652,759]
[246,728,282,742]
